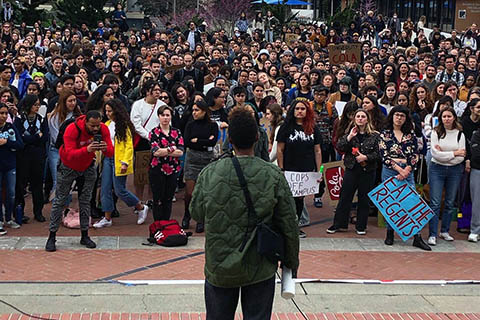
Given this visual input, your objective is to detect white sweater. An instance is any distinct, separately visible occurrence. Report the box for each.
[431,128,465,166]
[130,98,165,140]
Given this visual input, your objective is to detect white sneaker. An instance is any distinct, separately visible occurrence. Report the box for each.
[427,236,436,245]
[6,220,20,229]
[49,190,56,202]
[172,195,176,202]
[136,205,149,225]
[468,233,479,243]
[0,222,6,236]
[439,232,454,241]
[93,217,112,228]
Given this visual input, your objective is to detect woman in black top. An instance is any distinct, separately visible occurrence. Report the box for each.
[182,100,219,233]
[327,109,380,235]
[277,99,322,238]
[14,94,49,223]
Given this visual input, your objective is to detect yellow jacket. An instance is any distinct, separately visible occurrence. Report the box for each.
[106,120,134,176]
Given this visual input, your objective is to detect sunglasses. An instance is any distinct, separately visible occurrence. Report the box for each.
[160,95,169,99]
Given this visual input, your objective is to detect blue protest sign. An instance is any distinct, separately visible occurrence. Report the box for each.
[368,176,435,241]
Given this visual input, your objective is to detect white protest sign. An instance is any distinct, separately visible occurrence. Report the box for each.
[335,101,346,116]
[284,171,322,197]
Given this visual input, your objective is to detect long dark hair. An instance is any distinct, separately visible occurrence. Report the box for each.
[105,98,134,142]
[434,106,462,139]
[20,94,39,115]
[363,95,386,131]
[386,105,414,134]
[336,101,360,138]
[86,85,112,112]
[190,99,211,122]
[171,83,190,106]
[266,103,284,144]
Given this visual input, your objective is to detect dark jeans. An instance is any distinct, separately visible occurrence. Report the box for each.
[294,196,304,220]
[333,165,376,231]
[205,276,275,320]
[315,143,336,198]
[49,162,97,232]
[149,167,177,221]
[15,151,45,217]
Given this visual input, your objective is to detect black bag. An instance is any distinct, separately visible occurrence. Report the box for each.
[55,118,80,149]
[231,157,285,264]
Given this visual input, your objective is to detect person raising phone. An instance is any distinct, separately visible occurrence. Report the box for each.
[45,110,114,252]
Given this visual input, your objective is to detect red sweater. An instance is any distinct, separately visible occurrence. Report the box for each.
[60,115,114,172]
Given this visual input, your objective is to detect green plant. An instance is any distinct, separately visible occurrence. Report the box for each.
[327,2,358,29]
[12,0,51,26]
[54,0,110,27]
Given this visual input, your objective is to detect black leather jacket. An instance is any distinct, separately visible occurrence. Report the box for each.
[337,131,380,172]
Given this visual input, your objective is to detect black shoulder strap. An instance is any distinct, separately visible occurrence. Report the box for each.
[457,130,462,143]
[231,156,258,252]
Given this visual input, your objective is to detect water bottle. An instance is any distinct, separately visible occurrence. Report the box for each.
[15,205,23,225]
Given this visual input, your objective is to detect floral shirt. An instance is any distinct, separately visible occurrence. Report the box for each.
[149,126,184,175]
[379,129,419,169]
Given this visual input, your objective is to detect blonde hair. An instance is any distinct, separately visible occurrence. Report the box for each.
[346,109,377,135]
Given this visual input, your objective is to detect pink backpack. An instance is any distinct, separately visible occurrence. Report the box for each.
[62,208,92,229]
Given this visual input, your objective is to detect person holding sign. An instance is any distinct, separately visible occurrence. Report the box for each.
[277,99,322,238]
[327,109,380,235]
[379,106,431,250]
[427,107,466,246]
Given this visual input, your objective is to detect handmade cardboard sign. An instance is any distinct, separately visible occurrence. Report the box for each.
[285,33,300,47]
[134,150,151,186]
[328,43,361,65]
[323,161,346,206]
[368,176,435,241]
[284,171,322,197]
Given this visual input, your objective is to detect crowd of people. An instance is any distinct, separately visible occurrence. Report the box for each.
[0,6,479,253]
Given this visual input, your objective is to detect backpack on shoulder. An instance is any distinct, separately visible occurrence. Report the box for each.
[55,118,81,149]
[146,220,192,247]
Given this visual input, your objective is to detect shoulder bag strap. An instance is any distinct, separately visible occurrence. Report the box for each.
[231,156,259,252]
[142,100,157,129]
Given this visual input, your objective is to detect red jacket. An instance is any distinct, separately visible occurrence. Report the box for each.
[60,115,114,172]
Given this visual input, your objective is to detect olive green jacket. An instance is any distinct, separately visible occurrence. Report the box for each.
[190,156,299,288]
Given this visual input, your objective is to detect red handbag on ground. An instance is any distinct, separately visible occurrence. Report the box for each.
[147,220,192,247]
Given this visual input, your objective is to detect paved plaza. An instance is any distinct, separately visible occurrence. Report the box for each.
[0,189,479,316]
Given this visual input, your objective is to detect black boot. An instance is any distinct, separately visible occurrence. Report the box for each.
[34,213,46,222]
[195,222,204,233]
[45,231,57,252]
[413,234,431,251]
[384,229,394,245]
[181,211,191,229]
[80,230,96,249]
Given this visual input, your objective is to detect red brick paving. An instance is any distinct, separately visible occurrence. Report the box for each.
[0,314,477,320]
[0,249,480,282]
[14,190,470,241]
